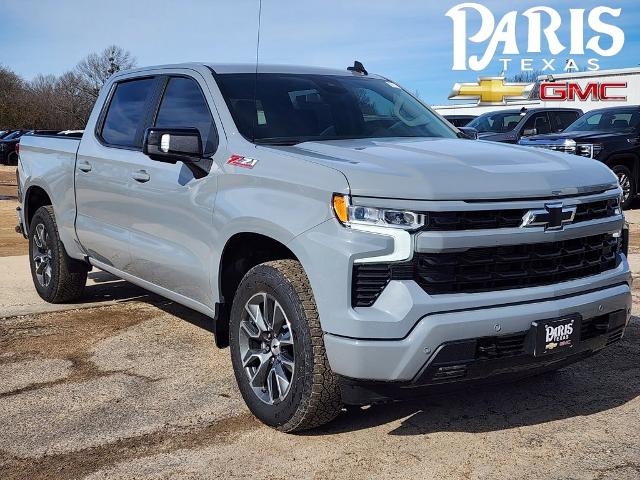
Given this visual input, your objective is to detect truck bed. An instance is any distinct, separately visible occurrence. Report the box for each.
[18,134,82,258]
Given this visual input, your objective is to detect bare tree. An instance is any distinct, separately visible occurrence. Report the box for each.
[74,45,136,100]
[0,65,27,128]
[55,72,95,128]
[0,46,136,130]
[508,70,544,100]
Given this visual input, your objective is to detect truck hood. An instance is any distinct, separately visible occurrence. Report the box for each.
[281,137,617,200]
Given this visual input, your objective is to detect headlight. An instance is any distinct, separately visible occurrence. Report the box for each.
[576,143,603,158]
[332,194,426,230]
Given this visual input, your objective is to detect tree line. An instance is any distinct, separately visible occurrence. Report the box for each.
[0,46,136,131]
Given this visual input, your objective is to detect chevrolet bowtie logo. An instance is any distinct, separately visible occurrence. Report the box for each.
[448,77,535,105]
[521,203,577,231]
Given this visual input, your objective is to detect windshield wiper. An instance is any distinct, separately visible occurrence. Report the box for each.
[254,138,304,146]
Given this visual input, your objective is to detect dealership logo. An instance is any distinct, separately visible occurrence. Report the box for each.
[540,81,627,101]
[448,77,534,105]
[545,320,575,344]
[446,3,625,73]
[521,203,576,231]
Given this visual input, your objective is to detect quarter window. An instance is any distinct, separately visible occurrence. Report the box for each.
[101,78,155,147]
[155,77,217,154]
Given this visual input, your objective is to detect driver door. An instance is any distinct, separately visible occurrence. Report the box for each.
[125,73,224,307]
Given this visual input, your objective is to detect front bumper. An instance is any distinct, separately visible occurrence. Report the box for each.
[324,282,631,382]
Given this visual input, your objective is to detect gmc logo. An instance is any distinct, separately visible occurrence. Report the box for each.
[540,82,627,101]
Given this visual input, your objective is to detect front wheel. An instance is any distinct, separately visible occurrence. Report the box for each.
[612,164,635,209]
[229,260,342,432]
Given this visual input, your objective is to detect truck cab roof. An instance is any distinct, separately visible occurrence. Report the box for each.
[114,62,384,80]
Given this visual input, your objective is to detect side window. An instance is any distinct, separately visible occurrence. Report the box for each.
[553,111,580,132]
[101,78,155,147]
[523,113,551,135]
[155,77,217,154]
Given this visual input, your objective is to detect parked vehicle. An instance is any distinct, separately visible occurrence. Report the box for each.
[0,130,15,139]
[444,114,476,128]
[466,108,583,143]
[519,106,640,209]
[1,130,61,165]
[0,130,29,165]
[16,63,631,432]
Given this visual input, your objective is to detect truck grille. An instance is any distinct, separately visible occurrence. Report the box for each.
[423,197,618,231]
[352,234,619,305]
[412,234,619,295]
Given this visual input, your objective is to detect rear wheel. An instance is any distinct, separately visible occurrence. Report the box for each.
[612,164,635,209]
[28,206,88,303]
[229,260,342,432]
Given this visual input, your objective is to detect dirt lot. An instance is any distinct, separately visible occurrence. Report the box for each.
[0,164,639,479]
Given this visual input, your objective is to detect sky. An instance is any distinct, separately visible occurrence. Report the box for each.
[0,0,638,104]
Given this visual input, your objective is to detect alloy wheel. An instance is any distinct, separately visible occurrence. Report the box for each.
[32,223,53,287]
[617,171,632,204]
[238,292,295,405]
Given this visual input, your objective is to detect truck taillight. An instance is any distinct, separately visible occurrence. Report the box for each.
[15,143,19,155]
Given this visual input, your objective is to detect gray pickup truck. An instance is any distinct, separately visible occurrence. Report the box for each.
[16,63,632,432]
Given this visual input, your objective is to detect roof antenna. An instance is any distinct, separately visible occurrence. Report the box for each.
[347,60,368,76]
[252,0,263,143]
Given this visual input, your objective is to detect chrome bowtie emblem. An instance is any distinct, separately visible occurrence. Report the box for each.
[521,203,576,231]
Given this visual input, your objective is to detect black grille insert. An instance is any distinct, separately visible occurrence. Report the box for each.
[352,234,620,305]
[411,234,619,295]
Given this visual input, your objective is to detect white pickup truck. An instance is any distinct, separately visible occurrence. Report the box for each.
[16,63,632,431]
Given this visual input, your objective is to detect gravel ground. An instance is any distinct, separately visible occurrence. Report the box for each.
[0,164,638,479]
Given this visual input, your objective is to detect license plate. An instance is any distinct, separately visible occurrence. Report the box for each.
[532,316,581,356]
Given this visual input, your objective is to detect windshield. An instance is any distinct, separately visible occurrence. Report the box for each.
[215,73,457,145]
[467,112,524,133]
[1,131,23,140]
[564,109,640,133]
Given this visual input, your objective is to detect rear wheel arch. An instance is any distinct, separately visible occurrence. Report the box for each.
[25,185,53,232]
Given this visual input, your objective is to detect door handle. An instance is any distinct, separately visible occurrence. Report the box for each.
[132,170,150,183]
[77,161,92,172]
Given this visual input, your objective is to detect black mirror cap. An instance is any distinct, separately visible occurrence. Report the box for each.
[457,126,478,140]
[143,128,203,163]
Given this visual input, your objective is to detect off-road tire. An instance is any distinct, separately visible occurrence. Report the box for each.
[29,206,88,303]
[229,259,342,432]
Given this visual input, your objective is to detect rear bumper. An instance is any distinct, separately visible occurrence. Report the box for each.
[324,282,631,382]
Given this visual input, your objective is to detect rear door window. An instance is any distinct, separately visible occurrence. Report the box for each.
[101,78,155,148]
[155,77,217,154]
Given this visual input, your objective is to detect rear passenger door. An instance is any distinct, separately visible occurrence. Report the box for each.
[125,73,222,307]
[75,76,159,271]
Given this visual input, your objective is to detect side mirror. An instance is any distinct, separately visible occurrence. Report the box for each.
[522,128,538,137]
[457,126,478,140]
[143,128,203,163]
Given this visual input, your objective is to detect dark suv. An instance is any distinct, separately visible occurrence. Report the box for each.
[466,108,583,143]
[519,106,640,209]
